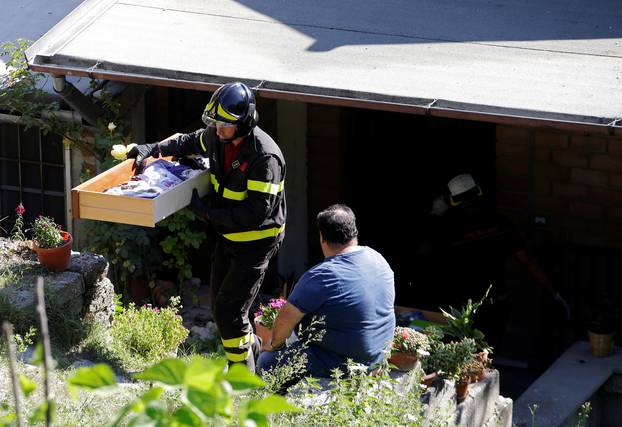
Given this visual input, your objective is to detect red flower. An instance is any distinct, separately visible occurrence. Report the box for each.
[402,330,410,340]
[15,204,25,216]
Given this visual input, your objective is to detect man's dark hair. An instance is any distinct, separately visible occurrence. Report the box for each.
[317,204,358,245]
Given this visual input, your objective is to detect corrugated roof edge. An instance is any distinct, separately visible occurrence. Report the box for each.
[28,53,622,137]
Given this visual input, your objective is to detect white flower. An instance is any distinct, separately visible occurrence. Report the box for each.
[107,122,117,132]
[110,143,136,161]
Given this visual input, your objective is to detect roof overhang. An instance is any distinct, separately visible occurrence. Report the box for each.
[26,0,622,135]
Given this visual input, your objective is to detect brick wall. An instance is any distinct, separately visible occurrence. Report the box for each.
[496,125,622,248]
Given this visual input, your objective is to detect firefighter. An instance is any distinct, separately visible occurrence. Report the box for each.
[421,174,569,351]
[128,82,286,371]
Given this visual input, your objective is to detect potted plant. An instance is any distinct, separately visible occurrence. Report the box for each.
[440,284,493,356]
[31,215,72,272]
[460,357,485,383]
[254,298,286,343]
[424,338,476,401]
[586,298,619,357]
[420,325,445,385]
[388,326,430,371]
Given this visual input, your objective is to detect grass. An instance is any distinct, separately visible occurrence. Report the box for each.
[0,355,150,427]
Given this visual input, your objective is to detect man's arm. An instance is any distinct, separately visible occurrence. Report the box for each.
[265,302,304,351]
[515,249,570,319]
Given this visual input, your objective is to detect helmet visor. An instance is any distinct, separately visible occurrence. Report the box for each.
[202,111,236,128]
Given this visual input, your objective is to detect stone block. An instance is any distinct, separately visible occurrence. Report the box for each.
[83,277,115,327]
[67,251,108,288]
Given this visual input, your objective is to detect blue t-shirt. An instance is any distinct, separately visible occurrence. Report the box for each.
[288,246,396,370]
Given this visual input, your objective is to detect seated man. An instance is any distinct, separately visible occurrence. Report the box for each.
[257,204,395,382]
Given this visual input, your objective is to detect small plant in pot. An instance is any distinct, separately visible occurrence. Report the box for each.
[586,299,619,357]
[31,215,72,272]
[388,326,431,371]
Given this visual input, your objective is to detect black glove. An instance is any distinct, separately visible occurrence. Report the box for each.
[189,188,210,219]
[128,143,160,172]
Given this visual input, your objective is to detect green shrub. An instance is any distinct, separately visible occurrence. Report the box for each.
[110,296,188,368]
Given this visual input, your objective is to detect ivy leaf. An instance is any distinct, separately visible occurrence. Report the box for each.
[68,364,117,390]
[18,374,36,397]
[133,358,186,385]
[223,363,265,391]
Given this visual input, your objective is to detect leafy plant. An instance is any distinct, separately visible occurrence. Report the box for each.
[458,357,483,383]
[254,298,287,329]
[440,284,492,352]
[107,356,297,426]
[82,220,163,294]
[273,360,431,427]
[423,338,477,381]
[391,326,430,357]
[31,216,67,249]
[110,296,189,368]
[586,295,619,334]
[158,208,207,284]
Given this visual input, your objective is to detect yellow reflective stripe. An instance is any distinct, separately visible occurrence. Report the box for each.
[217,104,239,121]
[247,179,284,195]
[221,333,253,348]
[225,351,249,362]
[211,174,220,192]
[223,225,285,242]
[223,188,248,201]
[199,131,207,152]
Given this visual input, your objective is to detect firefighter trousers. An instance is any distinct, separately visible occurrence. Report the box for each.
[210,236,281,372]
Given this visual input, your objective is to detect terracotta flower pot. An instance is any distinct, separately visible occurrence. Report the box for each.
[254,316,273,345]
[588,331,614,357]
[422,371,438,386]
[456,381,469,402]
[33,231,72,272]
[388,351,418,371]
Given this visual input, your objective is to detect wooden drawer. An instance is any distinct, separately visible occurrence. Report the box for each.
[71,157,210,227]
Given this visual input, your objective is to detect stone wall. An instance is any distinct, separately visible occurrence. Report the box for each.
[0,239,115,333]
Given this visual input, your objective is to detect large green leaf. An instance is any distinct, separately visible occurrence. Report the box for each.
[134,358,187,385]
[18,374,36,397]
[28,342,43,366]
[110,387,164,427]
[28,400,56,425]
[187,385,233,419]
[184,356,226,392]
[68,364,117,389]
[246,395,300,415]
[171,405,203,427]
[223,363,265,391]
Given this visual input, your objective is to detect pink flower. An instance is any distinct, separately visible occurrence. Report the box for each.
[268,298,286,309]
[402,330,410,340]
[15,204,25,216]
